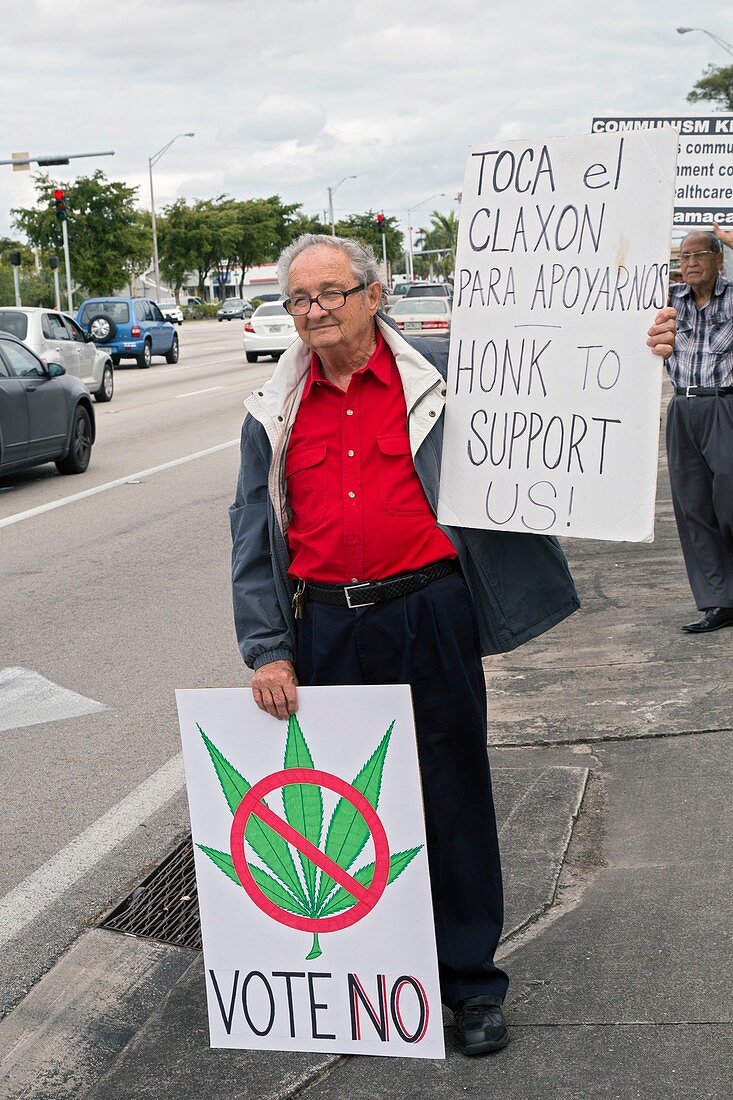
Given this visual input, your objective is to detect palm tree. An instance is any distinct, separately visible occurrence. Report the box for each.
[414,210,459,280]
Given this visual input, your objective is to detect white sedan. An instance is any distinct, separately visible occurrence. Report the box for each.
[158,300,184,325]
[243,303,296,363]
[0,306,114,401]
[387,296,452,337]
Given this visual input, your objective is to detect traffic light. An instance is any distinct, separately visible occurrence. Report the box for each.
[53,189,66,222]
[376,212,385,234]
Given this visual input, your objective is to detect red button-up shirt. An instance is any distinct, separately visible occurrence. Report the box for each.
[285,331,456,584]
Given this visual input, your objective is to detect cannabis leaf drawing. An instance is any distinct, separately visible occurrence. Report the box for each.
[196,716,422,959]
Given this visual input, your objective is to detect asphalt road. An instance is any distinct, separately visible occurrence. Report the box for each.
[0,319,278,1015]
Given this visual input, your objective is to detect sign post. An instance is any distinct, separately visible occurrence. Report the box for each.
[437,129,678,543]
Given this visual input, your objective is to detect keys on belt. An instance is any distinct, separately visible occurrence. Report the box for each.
[293,559,459,615]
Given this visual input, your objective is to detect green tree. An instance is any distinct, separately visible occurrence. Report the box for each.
[230,196,311,294]
[334,211,404,268]
[0,237,61,307]
[687,63,733,111]
[414,210,459,280]
[11,172,151,304]
[157,199,198,303]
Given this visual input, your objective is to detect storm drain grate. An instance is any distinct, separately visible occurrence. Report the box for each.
[99,834,202,950]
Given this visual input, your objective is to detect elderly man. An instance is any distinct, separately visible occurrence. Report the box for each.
[664,230,733,632]
[230,234,675,1055]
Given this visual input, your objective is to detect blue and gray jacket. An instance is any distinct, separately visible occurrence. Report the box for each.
[230,316,579,671]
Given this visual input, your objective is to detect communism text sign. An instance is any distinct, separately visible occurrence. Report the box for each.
[437,130,678,542]
[176,685,444,1058]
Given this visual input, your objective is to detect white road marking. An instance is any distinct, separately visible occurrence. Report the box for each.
[0,753,185,950]
[0,668,106,733]
[175,386,225,399]
[0,439,239,530]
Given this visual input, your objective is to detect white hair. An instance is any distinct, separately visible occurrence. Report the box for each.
[276,234,381,295]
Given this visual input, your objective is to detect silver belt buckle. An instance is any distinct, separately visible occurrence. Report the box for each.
[685,386,698,397]
[344,581,375,609]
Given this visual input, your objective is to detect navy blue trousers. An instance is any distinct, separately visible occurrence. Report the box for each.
[295,570,508,1007]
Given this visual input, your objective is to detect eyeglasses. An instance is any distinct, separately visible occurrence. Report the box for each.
[283,283,366,316]
[679,250,717,262]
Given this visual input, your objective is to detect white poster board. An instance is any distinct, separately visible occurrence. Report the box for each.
[592,116,733,229]
[437,129,678,542]
[176,685,445,1059]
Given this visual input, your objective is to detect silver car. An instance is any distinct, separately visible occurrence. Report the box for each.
[243,303,296,362]
[0,306,114,402]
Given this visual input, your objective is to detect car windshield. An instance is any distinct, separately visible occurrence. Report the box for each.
[0,311,28,339]
[254,303,288,317]
[390,299,448,315]
[79,301,130,324]
[405,285,449,297]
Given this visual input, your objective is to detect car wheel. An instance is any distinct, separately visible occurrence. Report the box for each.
[218,318,223,322]
[55,405,93,474]
[165,334,180,364]
[137,341,152,368]
[246,352,258,363]
[94,362,114,402]
[88,314,116,343]
[111,355,120,366]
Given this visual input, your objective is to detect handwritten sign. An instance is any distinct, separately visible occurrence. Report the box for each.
[437,129,678,542]
[176,685,444,1059]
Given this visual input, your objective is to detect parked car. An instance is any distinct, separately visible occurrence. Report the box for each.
[387,296,452,337]
[76,297,178,369]
[243,303,296,362]
[217,298,253,322]
[158,300,184,325]
[386,281,413,307]
[0,306,114,402]
[186,296,202,306]
[0,331,95,476]
[403,282,453,300]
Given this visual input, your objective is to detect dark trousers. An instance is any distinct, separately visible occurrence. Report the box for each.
[295,570,508,1007]
[666,396,733,609]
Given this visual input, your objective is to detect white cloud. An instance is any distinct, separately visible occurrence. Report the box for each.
[2,0,731,239]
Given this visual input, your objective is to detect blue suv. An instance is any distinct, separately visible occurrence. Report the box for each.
[76,297,179,368]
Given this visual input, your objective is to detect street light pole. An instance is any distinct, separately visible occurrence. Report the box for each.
[148,132,194,301]
[406,193,445,281]
[327,175,357,236]
[676,26,733,56]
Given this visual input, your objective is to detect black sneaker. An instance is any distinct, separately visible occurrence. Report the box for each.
[454,997,509,1056]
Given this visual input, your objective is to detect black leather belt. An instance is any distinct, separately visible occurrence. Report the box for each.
[303,559,459,610]
[674,385,733,397]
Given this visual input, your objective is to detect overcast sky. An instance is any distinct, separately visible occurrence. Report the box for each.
[2,0,731,249]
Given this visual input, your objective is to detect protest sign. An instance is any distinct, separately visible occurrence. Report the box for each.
[437,129,678,542]
[592,116,733,228]
[176,685,444,1059]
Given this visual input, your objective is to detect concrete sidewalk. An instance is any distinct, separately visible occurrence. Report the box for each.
[2,449,732,1099]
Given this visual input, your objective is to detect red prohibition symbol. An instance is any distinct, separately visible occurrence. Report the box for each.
[230,768,391,934]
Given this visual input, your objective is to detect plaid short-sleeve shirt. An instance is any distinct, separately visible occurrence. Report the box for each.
[666,274,733,388]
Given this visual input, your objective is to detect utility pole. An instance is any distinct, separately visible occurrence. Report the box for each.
[49,257,61,310]
[148,133,195,301]
[9,251,21,306]
[61,220,73,313]
[327,175,357,236]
